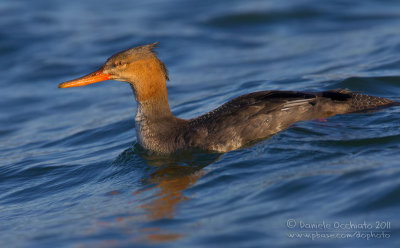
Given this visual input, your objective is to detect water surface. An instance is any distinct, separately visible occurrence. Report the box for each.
[1,0,400,247]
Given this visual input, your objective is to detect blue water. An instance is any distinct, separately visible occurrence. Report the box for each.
[1,0,400,247]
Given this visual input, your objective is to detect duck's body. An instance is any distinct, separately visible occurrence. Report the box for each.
[134,89,393,153]
[59,43,395,154]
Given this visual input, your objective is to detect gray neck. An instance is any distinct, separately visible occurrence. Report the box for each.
[131,86,175,149]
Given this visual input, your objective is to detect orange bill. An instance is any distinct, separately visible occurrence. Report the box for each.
[58,68,111,88]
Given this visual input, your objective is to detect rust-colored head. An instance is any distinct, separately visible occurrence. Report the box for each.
[58,42,169,89]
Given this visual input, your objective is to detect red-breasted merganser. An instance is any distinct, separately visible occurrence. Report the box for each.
[59,43,395,154]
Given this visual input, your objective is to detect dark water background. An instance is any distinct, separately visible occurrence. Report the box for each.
[1,0,400,247]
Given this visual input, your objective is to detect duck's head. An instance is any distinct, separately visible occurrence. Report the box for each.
[58,42,168,89]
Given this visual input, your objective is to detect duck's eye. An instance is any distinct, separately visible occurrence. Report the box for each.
[115,61,127,67]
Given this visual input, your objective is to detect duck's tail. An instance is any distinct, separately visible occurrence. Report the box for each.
[321,90,396,113]
[348,93,396,112]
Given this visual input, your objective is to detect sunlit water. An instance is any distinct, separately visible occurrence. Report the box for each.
[1,0,400,247]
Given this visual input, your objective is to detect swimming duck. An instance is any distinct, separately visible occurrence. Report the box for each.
[59,43,395,154]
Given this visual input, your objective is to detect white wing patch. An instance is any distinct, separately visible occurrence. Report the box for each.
[281,99,313,111]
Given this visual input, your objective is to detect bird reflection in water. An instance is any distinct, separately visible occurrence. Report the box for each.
[105,144,221,244]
